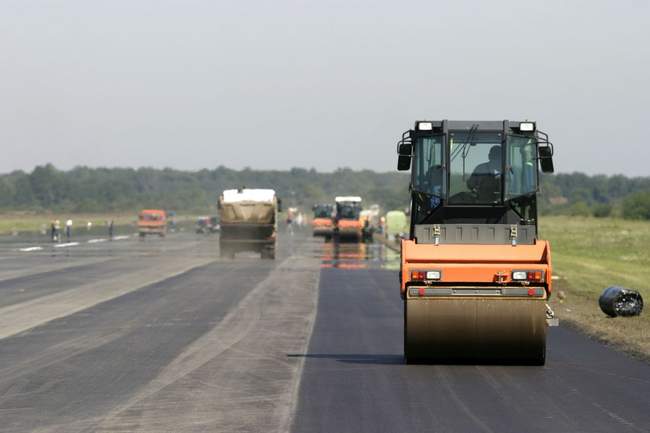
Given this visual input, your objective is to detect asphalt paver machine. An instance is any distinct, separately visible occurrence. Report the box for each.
[396,120,556,364]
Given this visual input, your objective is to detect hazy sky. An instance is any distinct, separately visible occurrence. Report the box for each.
[1,0,649,176]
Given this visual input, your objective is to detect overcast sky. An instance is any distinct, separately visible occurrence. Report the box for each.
[1,0,649,176]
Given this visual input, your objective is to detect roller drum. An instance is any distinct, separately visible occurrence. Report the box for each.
[404,297,547,364]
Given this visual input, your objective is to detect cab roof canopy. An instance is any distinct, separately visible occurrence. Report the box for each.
[413,120,536,132]
[222,188,276,204]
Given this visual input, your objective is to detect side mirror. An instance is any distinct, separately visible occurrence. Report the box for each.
[398,155,411,171]
[277,198,283,213]
[397,142,412,171]
[538,146,554,173]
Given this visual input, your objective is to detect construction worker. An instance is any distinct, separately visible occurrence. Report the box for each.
[468,145,502,202]
[65,219,72,240]
[425,164,443,197]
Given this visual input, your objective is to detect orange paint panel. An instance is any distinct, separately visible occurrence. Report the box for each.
[401,239,548,263]
[405,263,547,284]
[337,219,362,229]
[312,218,333,227]
[399,239,553,295]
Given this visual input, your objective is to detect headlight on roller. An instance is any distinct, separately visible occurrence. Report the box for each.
[519,122,535,131]
[512,271,528,280]
[512,270,544,282]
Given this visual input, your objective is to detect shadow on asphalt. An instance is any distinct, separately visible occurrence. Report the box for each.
[287,353,404,365]
[287,353,552,367]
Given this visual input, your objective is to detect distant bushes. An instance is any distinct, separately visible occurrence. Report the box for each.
[622,192,650,220]
[567,201,592,217]
[539,196,649,220]
[539,173,650,220]
[592,203,613,218]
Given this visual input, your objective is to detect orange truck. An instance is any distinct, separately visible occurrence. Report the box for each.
[138,209,167,239]
[312,204,334,240]
[396,120,557,364]
[333,196,363,242]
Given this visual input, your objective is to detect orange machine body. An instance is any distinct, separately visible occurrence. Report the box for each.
[400,239,552,298]
[336,218,363,239]
[312,217,334,236]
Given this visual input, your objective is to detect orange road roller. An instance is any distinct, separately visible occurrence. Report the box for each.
[334,196,364,242]
[396,120,557,364]
[312,203,335,240]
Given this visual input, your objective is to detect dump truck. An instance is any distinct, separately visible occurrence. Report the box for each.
[312,204,334,239]
[218,188,279,259]
[334,196,363,242]
[138,209,167,239]
[396,120,556,364]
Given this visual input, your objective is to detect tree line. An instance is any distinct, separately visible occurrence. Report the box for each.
[0,164,648,219]
[538,173,650,219]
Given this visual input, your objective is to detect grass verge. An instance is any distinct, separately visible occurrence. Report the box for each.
[540,216,649,360]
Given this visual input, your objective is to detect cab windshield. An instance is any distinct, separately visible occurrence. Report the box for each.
[412,131,538,205]
[449,131,503,204]
[140,213,164,221]
[313,205,332,218]
[337,204,361,220]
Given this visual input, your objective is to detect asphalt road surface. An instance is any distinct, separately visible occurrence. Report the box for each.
[0,229,648,433]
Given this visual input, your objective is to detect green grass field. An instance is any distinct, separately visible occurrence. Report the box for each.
[540,216,649,358]
[540,216,650,297]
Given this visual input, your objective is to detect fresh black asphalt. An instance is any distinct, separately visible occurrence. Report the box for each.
[291,267,650,433]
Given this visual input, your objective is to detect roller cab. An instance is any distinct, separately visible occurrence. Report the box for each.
[396,120,556,364]
[312,204,334,239]
[334,196,364,242]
